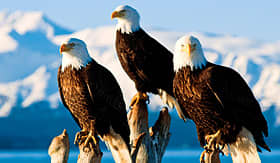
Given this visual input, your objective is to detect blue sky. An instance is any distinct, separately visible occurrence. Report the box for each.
[1,0,280,41]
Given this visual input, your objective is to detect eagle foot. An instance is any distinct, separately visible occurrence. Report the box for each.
[204,129,222,151]
[200,130,224,163]
[200,148,223,163]
[130,92,149,107]
[84,131,98,147]
[74,129,88,145]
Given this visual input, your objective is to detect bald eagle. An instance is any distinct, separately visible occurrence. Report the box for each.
[111,5,184,119]
[57,38,130,148]
[173,35,270,163]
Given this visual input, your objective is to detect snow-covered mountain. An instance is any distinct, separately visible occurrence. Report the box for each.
[0,11,279,149]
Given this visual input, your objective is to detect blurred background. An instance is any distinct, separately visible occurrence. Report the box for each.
[0,0,279,162]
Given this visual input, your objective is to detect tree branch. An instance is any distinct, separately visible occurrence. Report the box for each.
[77,138,103,163]
[128,99,171,163]
[48,129,70,163]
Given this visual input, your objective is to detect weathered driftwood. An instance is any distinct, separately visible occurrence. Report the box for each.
[128,99,171,163]
[77,138,102,163]
[48,129,70,163]
[200,148,221,163]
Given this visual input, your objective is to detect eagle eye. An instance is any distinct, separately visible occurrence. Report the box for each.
[69,43,75,47]
[119,10,126,13]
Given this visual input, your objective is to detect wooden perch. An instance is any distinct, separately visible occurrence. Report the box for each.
[48,129,70,163]
[128,98,171,163]
[149,107,171,162]
[200,148,221,163]
[77,138,102,163]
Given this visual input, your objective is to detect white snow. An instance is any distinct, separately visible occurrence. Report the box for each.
[1,11,280,125]
[0,26,18,53]
[0,81,20,116]
[1,11,56,38]
[48,92,60,109]
[21,66,50,107]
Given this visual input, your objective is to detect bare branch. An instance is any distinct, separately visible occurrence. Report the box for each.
[149,107,171,162]
[131,132,146,162]
[48,129,70,163]
[77,137,103,163]
[128,99,171,163]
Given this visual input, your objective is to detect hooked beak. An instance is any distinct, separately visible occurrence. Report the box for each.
[111,11,123,19]
[181,44,192,57]
[60,43,73,54]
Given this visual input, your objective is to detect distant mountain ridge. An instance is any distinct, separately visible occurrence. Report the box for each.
[0,11,278,149]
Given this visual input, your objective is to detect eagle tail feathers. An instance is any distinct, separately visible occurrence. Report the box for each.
[158,89,186,122]
[229,127,261,163]
[102,127,132,161]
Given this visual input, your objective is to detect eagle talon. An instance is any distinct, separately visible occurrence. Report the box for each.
[74,129,88,145]
[84,131,98,147]
[130,92,149,107]
[204,130,222,152]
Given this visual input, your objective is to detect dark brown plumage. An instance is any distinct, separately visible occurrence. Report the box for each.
[115,29,174,96]
[173,62,270,152]
[58,59,130,148]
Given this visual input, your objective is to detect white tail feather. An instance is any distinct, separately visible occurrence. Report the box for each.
[158,89,186,122]
[229,127,261,163]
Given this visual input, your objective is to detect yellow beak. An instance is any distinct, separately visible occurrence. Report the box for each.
[111,11,119,19]
[60,44,73,54]
[181,44,192,57]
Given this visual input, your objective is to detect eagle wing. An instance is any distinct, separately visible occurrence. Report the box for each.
[57,66,81,127]
[83,62,128,124]
[116,29,174,93]
[133,29,174,81]
[83,62,130,145]
[207,65,269,151]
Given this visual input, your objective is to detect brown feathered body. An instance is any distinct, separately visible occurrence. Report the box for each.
[58,60,130,147]
[115,29,174,95]
[173,62,270,151]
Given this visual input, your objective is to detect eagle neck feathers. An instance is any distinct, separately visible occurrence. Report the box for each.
[61,53,92,72]
[174,53,207,72]
[116,19,140,34]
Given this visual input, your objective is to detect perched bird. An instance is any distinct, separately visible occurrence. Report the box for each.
[57,38,130,149]
[173,35,270,163]
[111,5,184,120]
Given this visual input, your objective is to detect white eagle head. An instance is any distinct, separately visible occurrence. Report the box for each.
[174,35,207,71]
[60,38,92,71]
[111,5,140,34]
